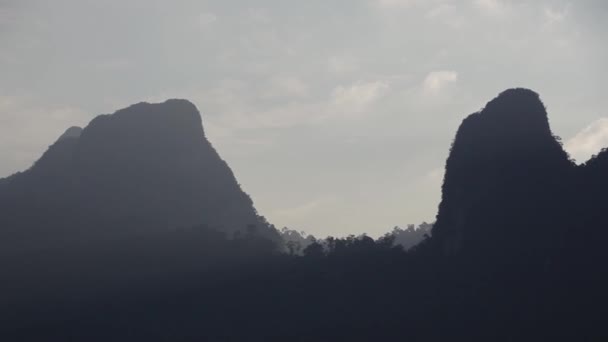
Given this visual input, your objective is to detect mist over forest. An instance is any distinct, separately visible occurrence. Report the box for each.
[2,1,608,341]
[1,89,608,341]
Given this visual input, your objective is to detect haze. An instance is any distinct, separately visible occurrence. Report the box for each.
[1,0,606,237]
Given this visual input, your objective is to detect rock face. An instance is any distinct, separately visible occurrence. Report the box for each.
[0,99,273,248]
[58,126,83,141]
[577,149,608,256]
[432,89,577,261]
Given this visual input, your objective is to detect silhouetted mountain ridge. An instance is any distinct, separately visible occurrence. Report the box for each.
[3,89,608,341]
[432,88,593,265]
[57,126,83,141]
[0,99,276,250]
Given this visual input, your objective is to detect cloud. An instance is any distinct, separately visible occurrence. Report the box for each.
[262,76,309,99]
[253,80,390,126]
[425,4,464,28]
[3,0,605,237]
[246,8,271,24]
[473,0,505,14]
[373,0,449,11]
[330,81,390,115]
[181,79,390,143]
[270,195,344,234]
[373,0,417,9]
[197,12,218,27]
[422,70,458,93]
[273,196,339,221]
[565,118,608,163]
[327,55,359,74]
[0,96,88,176]
[543,6,569,27]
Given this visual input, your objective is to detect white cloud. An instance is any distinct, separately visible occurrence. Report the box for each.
[373,0,416,9]
[246,8,271,24]
[269,195,344,235]
[565,118,608,163]
[262,76,309,99]
[373,0,448,10]
[327,55,359,74]
[181,79,390,141]
[198,12,218,27]
[239,80,390,128]
[330,81,390,115]
[543,6,569,27]
[1,0,606,238]
[422,70,458,93]
[0,95,19,113]
[273,196,339,221]
[474,0,505,14]
[426,4,464,28]
[0,96,88,176]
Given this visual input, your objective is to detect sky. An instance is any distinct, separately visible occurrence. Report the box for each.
[1,0,607,237]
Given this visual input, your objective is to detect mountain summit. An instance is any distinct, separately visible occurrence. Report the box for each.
[57,126,83,141]
[0,99,274,249]
[432,88,576,261]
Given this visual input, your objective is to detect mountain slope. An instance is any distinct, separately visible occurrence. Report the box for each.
[0,99,274,249]
[432,88,576,262]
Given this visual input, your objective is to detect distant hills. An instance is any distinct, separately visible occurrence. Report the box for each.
[0,99,276,251]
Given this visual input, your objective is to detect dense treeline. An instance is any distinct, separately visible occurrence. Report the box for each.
[2,219,602,341]
[278,222,432,255]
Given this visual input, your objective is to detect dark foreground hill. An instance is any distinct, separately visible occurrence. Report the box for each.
[433,88,608,267]
[2,89,608,341]
[0,99,277,252]
[433,88,576,261]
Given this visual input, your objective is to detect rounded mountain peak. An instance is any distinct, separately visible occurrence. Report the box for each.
[57,126,83,141]
[481,88,549,130]
[119,98,201,124]
[83,98,205,140]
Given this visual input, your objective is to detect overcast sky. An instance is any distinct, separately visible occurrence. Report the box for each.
[1,0,607,237]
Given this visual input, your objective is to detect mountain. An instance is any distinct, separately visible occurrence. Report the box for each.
[432,88,577,263]
[576,149,608,258]
[4,89,608,341]
[0,99,275,250]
